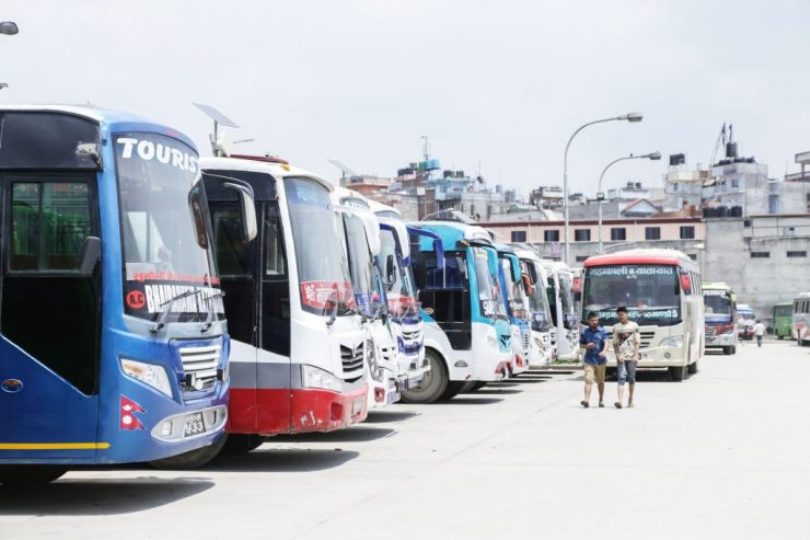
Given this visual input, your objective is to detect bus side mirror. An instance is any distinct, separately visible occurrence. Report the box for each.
[680,274,692,295]
[78,236,101,275]
[385,254,396,288]
[224,182,257,242]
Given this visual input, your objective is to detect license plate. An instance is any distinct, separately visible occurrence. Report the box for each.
[184,412,206,437]
[351,399,363,416]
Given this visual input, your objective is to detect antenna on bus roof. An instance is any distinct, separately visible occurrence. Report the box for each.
[193,102,240,157]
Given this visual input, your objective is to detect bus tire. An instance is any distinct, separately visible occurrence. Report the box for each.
[401,348,448,404]
[731,346,737,355]
[723,346,733,355]
[778,335,784,340]
[669,365,686,382]
[688,361,698,374]
[150,434,227,470]
[0,466,68,486]
[439,381,467,401]
[606,367,617,381]
[221,434,267,455]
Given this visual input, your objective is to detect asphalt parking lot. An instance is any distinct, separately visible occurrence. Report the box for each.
[2,338,809,539]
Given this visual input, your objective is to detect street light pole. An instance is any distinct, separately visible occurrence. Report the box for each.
[596,151,661,253]
[562,112,643,265]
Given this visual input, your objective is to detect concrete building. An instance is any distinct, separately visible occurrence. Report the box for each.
[482,216,705,264]
[703,214,810,323]
[664,153,710,211]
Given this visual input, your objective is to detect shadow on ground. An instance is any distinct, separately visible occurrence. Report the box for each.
[0,476,213,516]
[208,448,359,473]
[465,388,523,395]
[365,410,420,424]
[273,426,395,443]
[444,397,504,405]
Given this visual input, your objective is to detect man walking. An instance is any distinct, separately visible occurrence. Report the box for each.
[580,311,608,408]
[612,306,640,409]
[753,319,766,347]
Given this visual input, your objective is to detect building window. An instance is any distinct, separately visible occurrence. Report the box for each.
[645,227,661,240]
[511,230,527,242]
[544,230,560,242]
[787,251,807,258]
[574,229,591,242]
[610,227,626,241]
[751,251,770,258]
[575,255,588,262]
[731,179,739,189]
[743,219,751,227]
[680,226,695,239]
[688,253,697,261]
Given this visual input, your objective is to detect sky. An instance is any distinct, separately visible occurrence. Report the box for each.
[1,0,809,198]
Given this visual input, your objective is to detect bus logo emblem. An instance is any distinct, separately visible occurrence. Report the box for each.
[126,290,146,309]
[1,379,23,393]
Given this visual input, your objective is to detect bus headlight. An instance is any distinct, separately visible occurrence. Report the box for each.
[660,336,683,348]
[121,358,172,397]
[301,364,342,392]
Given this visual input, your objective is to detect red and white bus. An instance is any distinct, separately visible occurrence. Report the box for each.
[581,249,704,381]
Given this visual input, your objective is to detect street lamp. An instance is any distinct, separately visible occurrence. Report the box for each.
[562,112,643,265]
[0,21,19,35]
[597,151,661,253]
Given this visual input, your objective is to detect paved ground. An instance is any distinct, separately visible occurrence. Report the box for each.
[2,338,809,539]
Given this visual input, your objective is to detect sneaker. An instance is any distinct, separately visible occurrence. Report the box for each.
[580,400,589,408]
[614,402,622,409]
[598,402,605,408]
[627,402,634,408]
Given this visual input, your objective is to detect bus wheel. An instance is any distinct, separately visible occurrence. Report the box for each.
[439,381,467,401]
[687,361,698,374]
[730,346,737,355]
[0,466,68,486]
[723,346,732,355]
[401,349,448,404]
[606,367,617,381]
[669,365,686,382]
[221,434,267,456]
[778,335,784,340]
[150,434,227,470]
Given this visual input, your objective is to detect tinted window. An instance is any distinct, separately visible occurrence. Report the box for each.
[645,227,661,240]
[611,227,626,241]
[544,230,560,242]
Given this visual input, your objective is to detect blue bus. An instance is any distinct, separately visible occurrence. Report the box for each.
[495,244,532,377]
[401,222,512,403]
[0,106,255,484]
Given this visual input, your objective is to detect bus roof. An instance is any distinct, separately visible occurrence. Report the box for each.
[0,104,197,150]
[409,221,493,251]
[703,282,733,291]
[583,248,694,269]
[199,156,333,193]
[794,292,810,300]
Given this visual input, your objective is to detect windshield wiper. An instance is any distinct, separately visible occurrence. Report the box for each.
[200,290,226,333]
[150,286,223,335]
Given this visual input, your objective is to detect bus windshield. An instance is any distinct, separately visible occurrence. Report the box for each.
[584,264,681,326]
[500,258,526,318]
[473,247,505,320]
[380,228,418,321]
[704,290,733,323]
[524,261,552,331]
[285,177,354,316]
[116,133,223,323]
[558,273,576,329]
[343,212,376,318]
[774,304,792,317]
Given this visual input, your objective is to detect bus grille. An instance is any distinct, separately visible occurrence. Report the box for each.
[179,344,221,392]
[340,344,364,376]
[401,327,422,349]
[604,331,657,349]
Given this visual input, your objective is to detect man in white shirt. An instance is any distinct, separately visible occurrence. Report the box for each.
[612,306,640,409]
[753,320,766,347]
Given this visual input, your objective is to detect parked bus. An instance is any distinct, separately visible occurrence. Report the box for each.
[772,303,793,340]
[367,200,431,388]
[737,304,755,341]
[332,190,400,409]
[202,156,368,452]
[402,222,512,402]
[541,261,578,362]
[495,244,531,376]
[581,249,703,381]
[514,249,554,366]
[793,293,810,345]
[0,106,256,485]
[703,282,737,355]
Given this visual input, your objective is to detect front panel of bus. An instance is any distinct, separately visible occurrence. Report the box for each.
[0,111,228,464]
[582,263,701,368]
[704,288,737,349]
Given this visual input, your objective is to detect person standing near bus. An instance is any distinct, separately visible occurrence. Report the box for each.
[580,311,609,408]
[613,306,640,409]
[753,320,766,347]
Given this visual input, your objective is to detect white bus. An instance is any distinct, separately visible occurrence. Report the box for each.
[542,261,579,362]
[514,249,554,366]
[581,249,704,381]
[793,292,810,346]
[703,282,738,355]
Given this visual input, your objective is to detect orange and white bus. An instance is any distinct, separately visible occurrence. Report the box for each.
[581,249,703,381]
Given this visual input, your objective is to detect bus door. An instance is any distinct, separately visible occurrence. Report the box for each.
[0,175,101,456]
